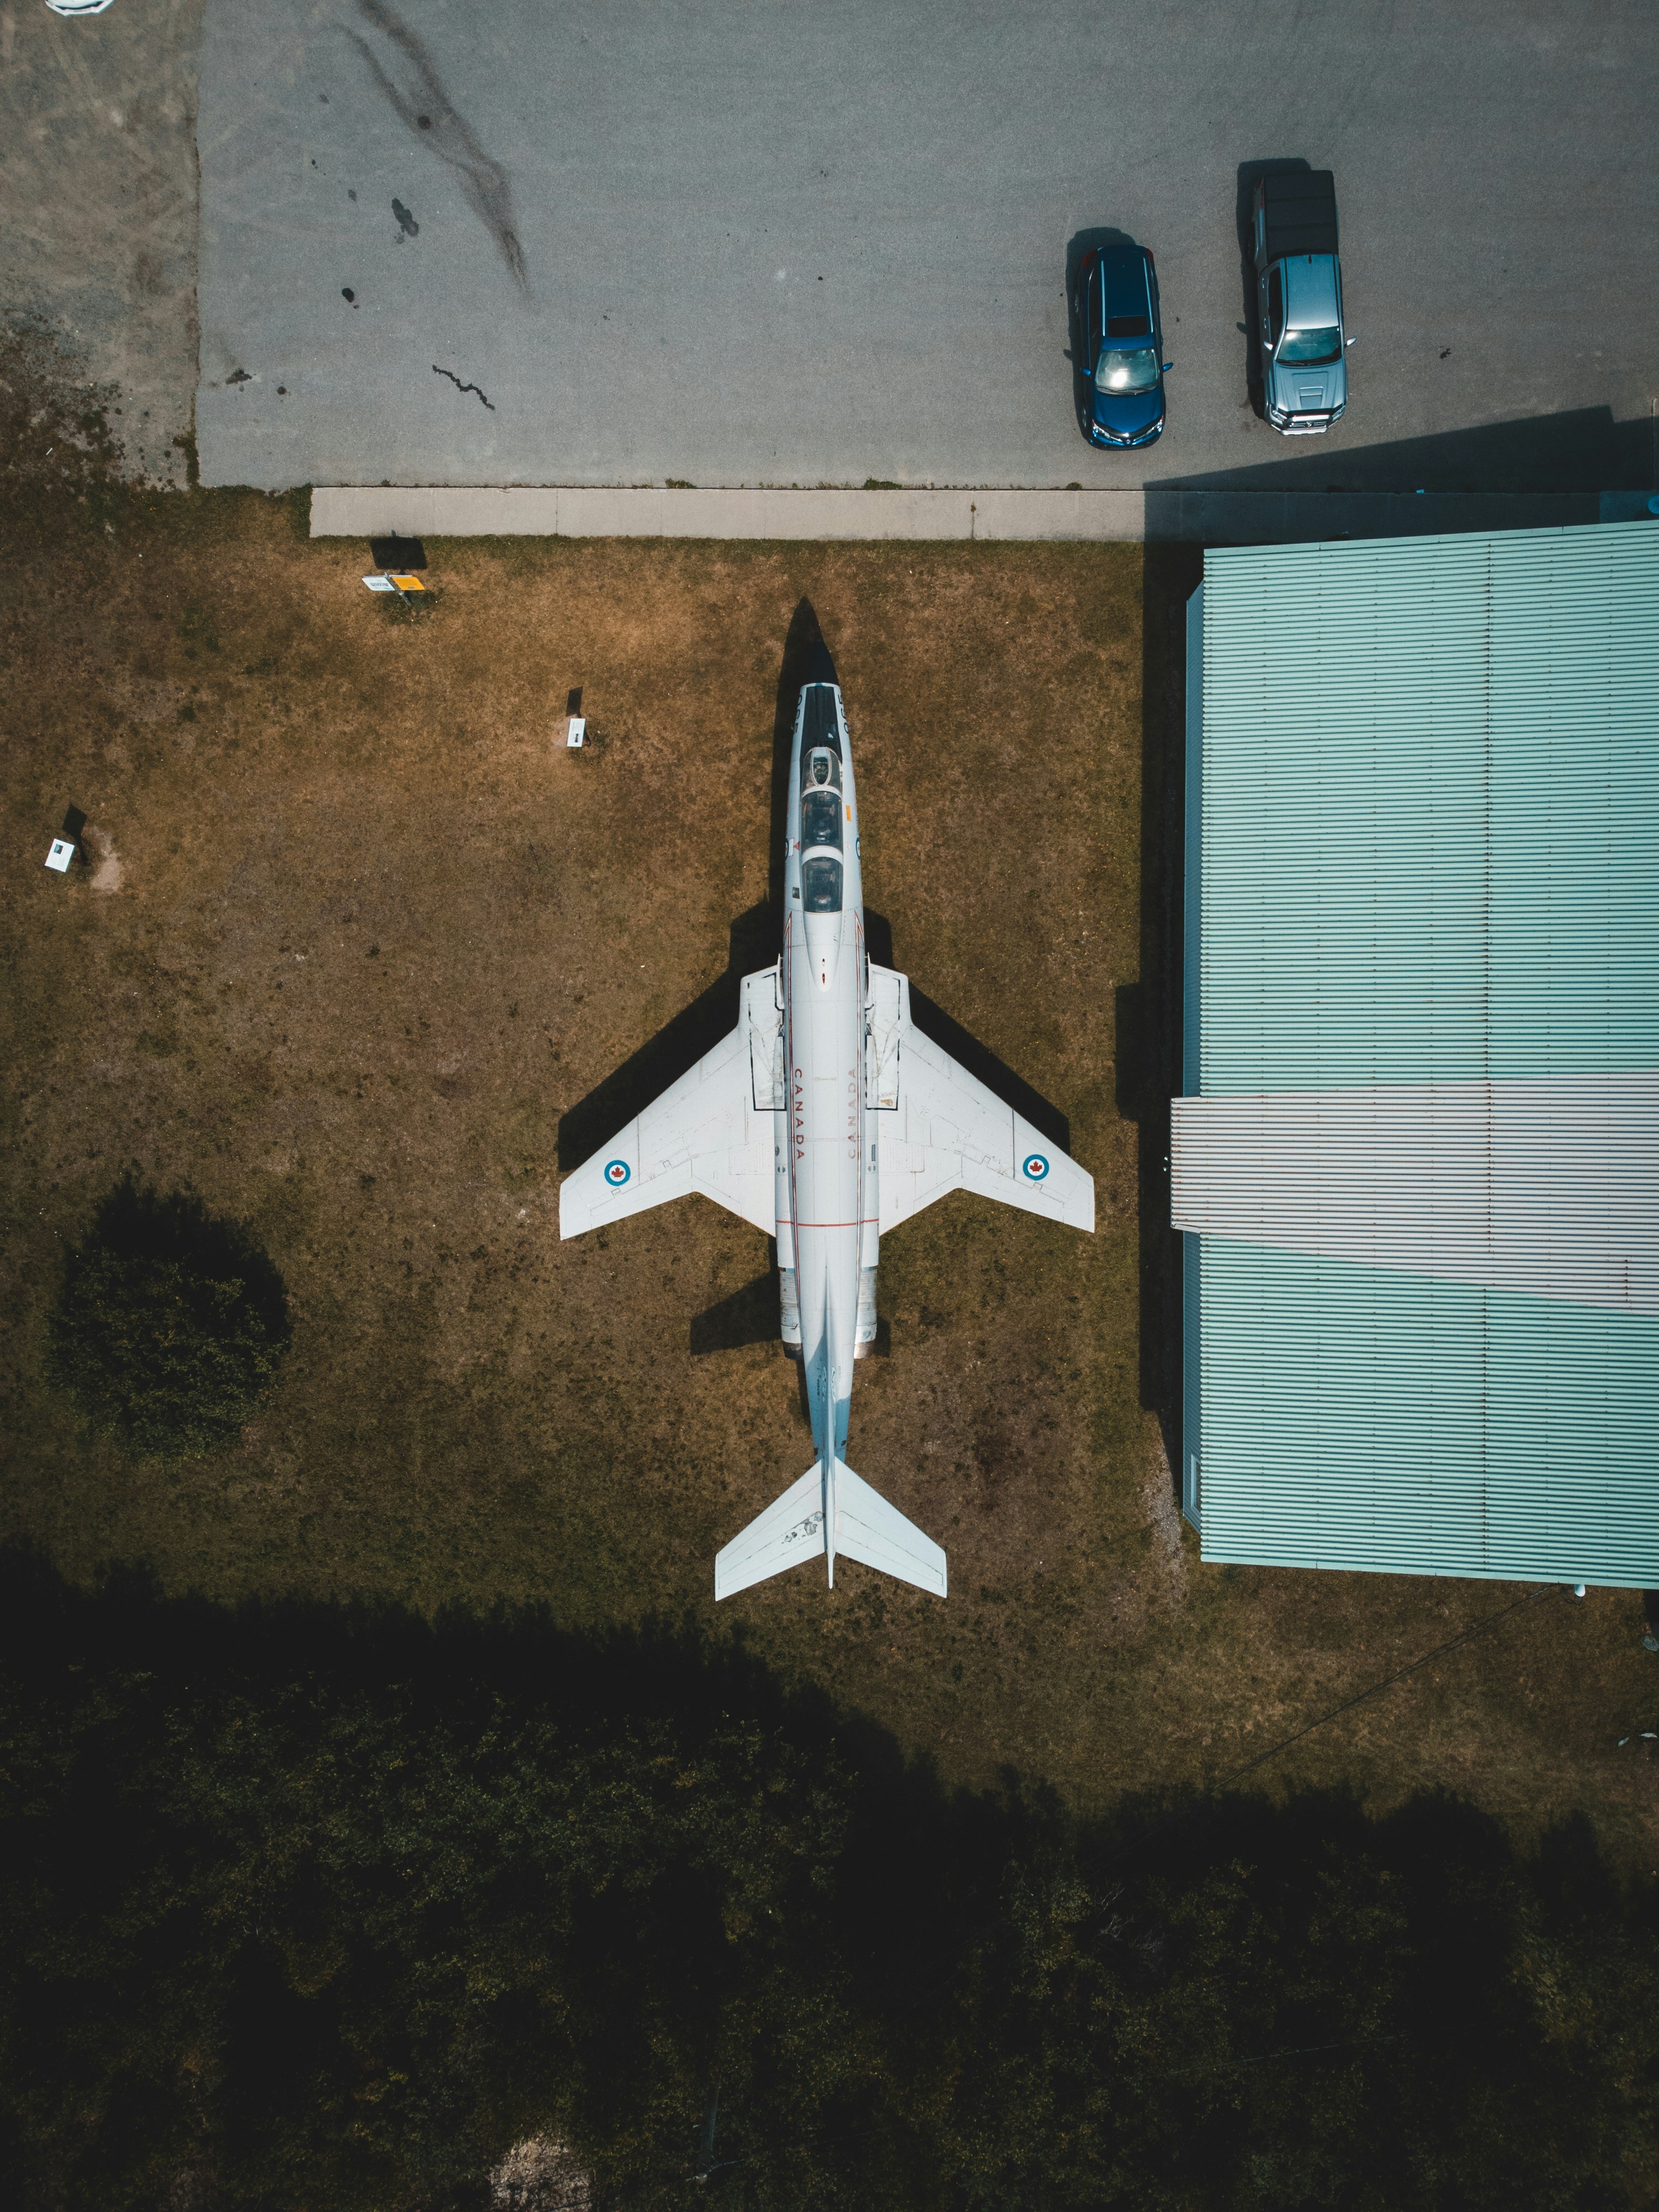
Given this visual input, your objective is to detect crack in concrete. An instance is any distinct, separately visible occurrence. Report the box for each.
[432,363,494,410]
[346,0,528,295]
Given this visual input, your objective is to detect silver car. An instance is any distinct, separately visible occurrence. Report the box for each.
[1259,254,1348,432]
[1251,170,1354,436]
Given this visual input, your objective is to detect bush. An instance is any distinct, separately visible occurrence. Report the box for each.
[47,1176,290,1456]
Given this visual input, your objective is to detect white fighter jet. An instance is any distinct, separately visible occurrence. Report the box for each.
[559,645,1094,1600]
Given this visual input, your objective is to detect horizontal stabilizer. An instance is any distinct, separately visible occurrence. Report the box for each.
[714,1464,825,1600]
[714,1461,947,1600]
[834,1465,948,1597]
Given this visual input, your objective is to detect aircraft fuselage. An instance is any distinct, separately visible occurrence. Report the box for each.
[779,678,877,1490]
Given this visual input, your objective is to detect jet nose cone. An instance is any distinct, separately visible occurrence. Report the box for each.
[801,640,838,690]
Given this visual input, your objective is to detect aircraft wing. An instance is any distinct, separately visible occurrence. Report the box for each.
[872,967,1094,1237]
[559,971,780,1240]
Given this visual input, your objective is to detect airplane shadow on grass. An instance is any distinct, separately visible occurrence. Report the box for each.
[556,596,1072,1359]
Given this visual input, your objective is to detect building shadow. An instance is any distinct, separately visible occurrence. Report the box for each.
[1147,404,1656,518]
[1133,542,1203,1494]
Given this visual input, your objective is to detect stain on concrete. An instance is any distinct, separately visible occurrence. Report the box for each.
[392,197,419,239]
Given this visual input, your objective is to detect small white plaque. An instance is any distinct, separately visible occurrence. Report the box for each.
[363,574,397,592]
[45,838,75,873]
[566,717,587,748]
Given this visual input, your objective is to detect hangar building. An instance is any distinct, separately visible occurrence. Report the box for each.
[1175,521,1657,1588]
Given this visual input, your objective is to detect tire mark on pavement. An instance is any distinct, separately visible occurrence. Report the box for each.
[346,0,529,294]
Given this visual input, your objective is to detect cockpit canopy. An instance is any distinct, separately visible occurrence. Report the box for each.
[800,746,845,911]
[801,790,842,850]
[802,856,843,911]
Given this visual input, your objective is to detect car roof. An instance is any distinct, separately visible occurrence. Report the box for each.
[1095,244,1150,306]
[1282,253,1339,324]
[1094,245,1153,337]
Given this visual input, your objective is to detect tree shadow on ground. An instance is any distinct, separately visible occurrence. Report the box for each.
[2,1542,1642,2212]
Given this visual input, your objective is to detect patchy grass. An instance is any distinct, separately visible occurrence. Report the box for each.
[0,491,1654,1868]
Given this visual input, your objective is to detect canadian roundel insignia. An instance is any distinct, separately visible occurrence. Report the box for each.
[604,1159,631,1187]
[1021,1152,1050,1182]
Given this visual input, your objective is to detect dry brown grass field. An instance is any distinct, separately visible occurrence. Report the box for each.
[2,484,1654,1866]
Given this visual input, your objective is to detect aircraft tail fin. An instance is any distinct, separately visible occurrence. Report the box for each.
[714,1460,947,1601]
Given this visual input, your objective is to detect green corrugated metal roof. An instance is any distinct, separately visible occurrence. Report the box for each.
[1190,523,1658,1094]
[1192,1243,1658,1584]
[1183,521,1659,1586]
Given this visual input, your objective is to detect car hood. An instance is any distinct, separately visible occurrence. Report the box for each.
[1093,386,1163,436]
[1267,356,1346,418]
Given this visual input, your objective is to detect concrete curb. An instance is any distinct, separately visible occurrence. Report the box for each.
[310,484,1640,544]
[309,485,1147,541]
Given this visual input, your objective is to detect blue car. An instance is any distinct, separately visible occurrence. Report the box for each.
[1073,243,1171,449]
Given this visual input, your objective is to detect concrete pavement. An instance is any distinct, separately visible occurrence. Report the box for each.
[200,0,1659,494]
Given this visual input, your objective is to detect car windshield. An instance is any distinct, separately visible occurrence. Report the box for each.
[1277,324,1342,366]
[1095,347,1159,395]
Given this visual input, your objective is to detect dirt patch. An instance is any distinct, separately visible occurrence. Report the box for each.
[0,488,1653,1867]
[0,0,204,486]
[84,821,123,892]
[491,2139,592,2212]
